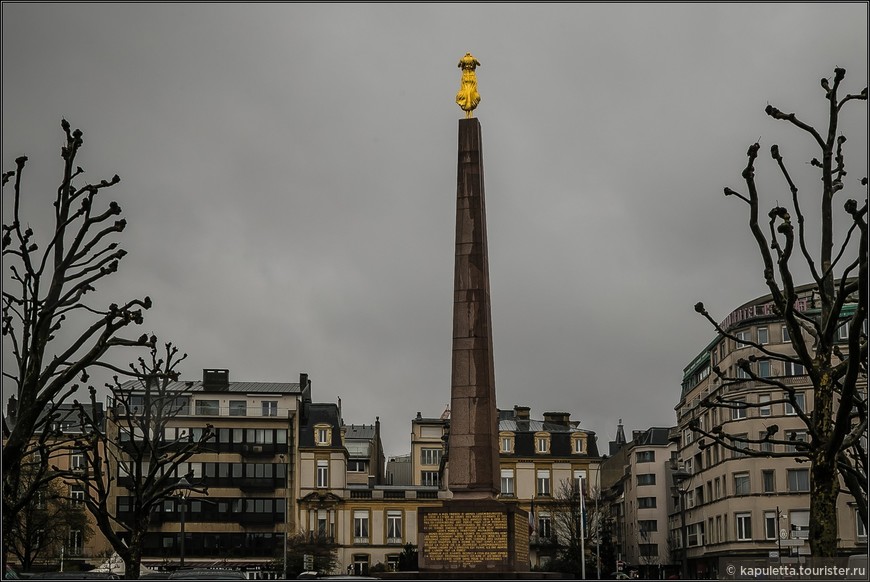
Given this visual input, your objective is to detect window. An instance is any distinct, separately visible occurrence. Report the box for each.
[420,448,442,466]
[352,555,370,576]
[228,400,247,416]
[786,431,807,453]
[684,428,693,445]
[573,436,586,454]
[636,451,655,463]
[784,392,805,415]
[315,425,331,446]
[790,510,810,539]
[421,471,439,487]
[736,364,751,379]
[857,510,867,539]
[353,510,370,543]
[759,431,774,454]
[500,469,515,495]
[537,513,552,538]
[535,434,550,454]
[782,326,791,343]
[732,399,747,420]
[316,460,329,488]
[637,474,656,486]
[735,329,751,348]
[638,497,657,509]
[784,361,805,376]
[70,485,85,506]
[261,401,278,417]
[837,321,849,340]
[758,360,771,378]
[386,555,400,572]
[536,469,551,496]
[316,509,328,537]
[762,470,776,493]
[639,543,658,558]
[733,434,749,458]
[759,394,771,416]
[386,510,402,544]
[757,327,769,345]
[195,399,219,415]
[68,529,84,556]
[348,460,367,473]
[764,511,778,540]
[71,450,86,472]
[638,520,658,533]
[714,477,721,500]
[734,473,750,496]
[500,435,514,453]
[787,469,810,492]
[687,523,704,546]
[736,513,752,541]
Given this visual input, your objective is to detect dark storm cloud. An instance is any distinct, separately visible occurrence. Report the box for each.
[3,3,866,455]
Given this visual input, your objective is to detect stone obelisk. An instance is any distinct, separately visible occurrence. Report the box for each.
[417,54,529,575]
[448,109,500,499]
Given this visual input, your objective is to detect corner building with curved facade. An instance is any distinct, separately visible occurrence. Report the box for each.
[671,284,867,578]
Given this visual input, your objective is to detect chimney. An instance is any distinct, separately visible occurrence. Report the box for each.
[513,405,530,420]
[632,430,643,443]
[543,412,571,427]
[202,369,229,390]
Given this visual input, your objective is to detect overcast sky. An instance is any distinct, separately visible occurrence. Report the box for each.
[3,3,867,458]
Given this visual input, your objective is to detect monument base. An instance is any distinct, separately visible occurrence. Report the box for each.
[418,500,530,573]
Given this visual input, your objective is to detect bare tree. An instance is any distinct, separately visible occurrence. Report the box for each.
[2,120,154,566]
[547,479,587,577]
[692,67,867,557]
[5,457,92,571]
[59,343,213,579]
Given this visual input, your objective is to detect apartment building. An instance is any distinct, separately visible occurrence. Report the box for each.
[3,402,112,571]
[600,423,679,578]
[400,405,602,569]
[672,285,867,578]
[110,369,305,576]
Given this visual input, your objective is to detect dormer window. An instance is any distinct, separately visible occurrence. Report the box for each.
[315,424,332,446]
[535,432,551,454]
[499,432,514,454]
[572,435,586,454]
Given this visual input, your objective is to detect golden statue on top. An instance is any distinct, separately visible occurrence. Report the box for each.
[456,52,481,118]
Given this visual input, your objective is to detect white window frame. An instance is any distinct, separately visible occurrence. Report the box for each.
[386,510,402,544]
[316,460,329,489]
[421,470,439,487]
[759,394,771,416]
[500,436,513,453]
[353,510,370,543]
[500,468,515,495]
[420,448,442,466]
[758,360,771,378]
[536,469,551,496]
[787,469,810,492]
[735,329,751,348]
[757,327,769,345]
[784,392,805,416]
[261,400,278,417]
[732,398,747,420]
[764,511,778,540]
[536,434,550,454]
[537,512,552,538]
[736,513,752,541]
[781,326,791,343]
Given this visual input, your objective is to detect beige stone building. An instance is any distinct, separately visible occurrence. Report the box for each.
[601,424,679,577]
[671,285,867,578]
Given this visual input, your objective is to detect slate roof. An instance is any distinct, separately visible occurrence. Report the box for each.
[118,379,303,395]
[298,403,342,448]
[633,427,673,447]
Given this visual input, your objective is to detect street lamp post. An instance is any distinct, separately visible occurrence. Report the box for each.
[176,477,191,568]
[672,467,691,580]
